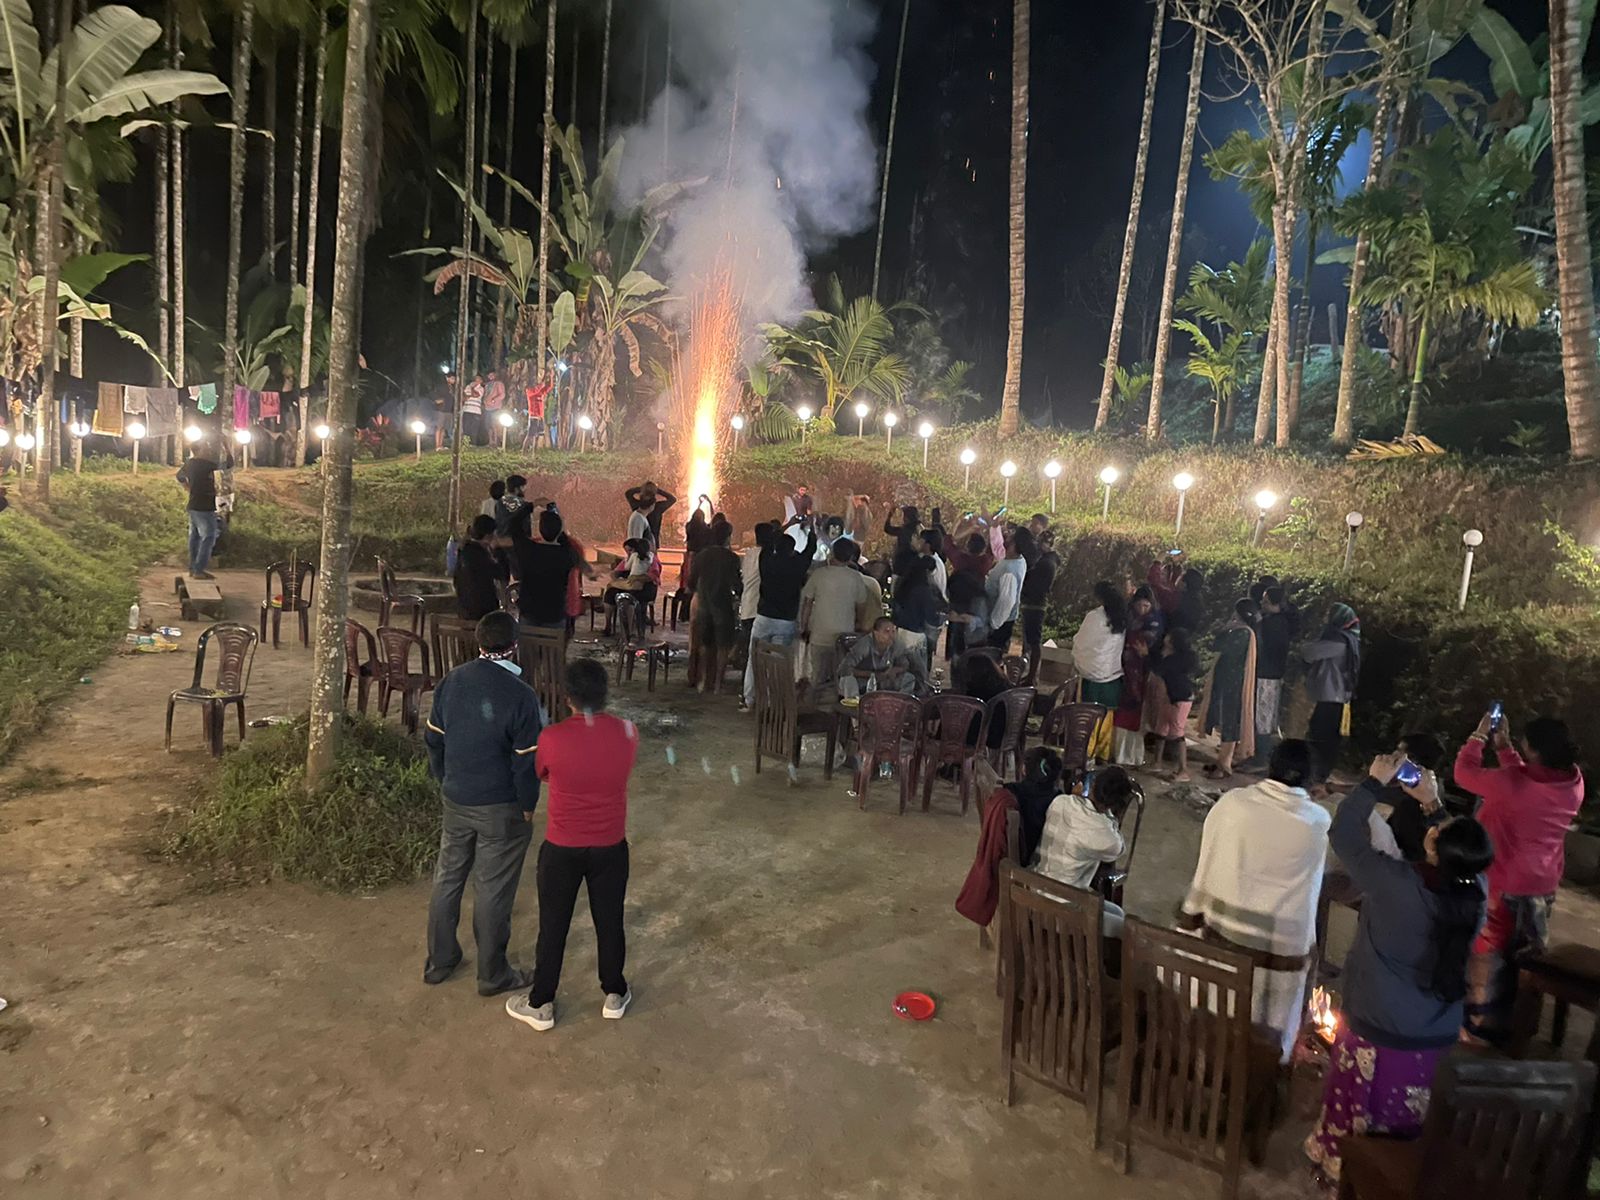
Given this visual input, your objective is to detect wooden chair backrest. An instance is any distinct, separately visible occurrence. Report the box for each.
[194,621,258,696]
[431,614,480,676]
[344,618,377,680]
[999,863,1108,1105]
[1115,918,1256,1192]
[515,626,567,719]
[753,642,799,765]
[1042,702,1108,775]
[1413,1058,1596,1199]
[376,626,430,687]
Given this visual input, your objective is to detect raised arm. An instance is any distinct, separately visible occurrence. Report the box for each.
[1331,768,1420,902]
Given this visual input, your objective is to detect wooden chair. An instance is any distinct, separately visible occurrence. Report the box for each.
[852,691,921,813]
[1041,702,1109,782]
[753,642,837,778]
[1511,942,1600,1059]
[1091,782,1146,909]
[166,621,258,756]
[614,594,670,691]
[344,618,379,713]
[259,556,316,649]
[978,686,1036,778]
[376,626,434,734]
[1338,1057,1597,1200]
[430,614,480,676]
[998,863,1116,1147]
[515,626,567,720]
[914,693,986,814]
[377,557,425,635]
[1113,918,1259,1200]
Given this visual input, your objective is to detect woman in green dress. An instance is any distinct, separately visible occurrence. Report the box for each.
[1200,598,1259,779]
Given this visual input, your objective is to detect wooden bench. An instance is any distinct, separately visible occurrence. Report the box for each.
[174,574,225,622]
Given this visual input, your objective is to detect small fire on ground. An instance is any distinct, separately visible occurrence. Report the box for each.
[1308,986,1339,1045]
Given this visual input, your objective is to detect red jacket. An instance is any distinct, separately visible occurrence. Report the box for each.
[956,787,1018,927]
[1454,739,1585,897]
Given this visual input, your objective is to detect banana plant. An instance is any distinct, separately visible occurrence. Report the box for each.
[1467,0,1600,163]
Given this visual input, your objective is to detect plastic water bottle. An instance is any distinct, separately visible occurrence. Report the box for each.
[127,603,140,631]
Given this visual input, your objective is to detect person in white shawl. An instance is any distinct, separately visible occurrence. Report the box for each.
[1071,581,1128,762]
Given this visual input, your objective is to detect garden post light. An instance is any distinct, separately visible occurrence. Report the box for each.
[1459,529,1483,611]
[70,421,89,474]
[883,410,897,452]
[796,404,813,447]
[0,429,9,450]
[730,413,745,451]
[918,421,934,468]
[233,426,252,471]
[1172,471,1195,537]
[1099,465,1120,520]
[184,424,203,444]
[959,447,976,490]
[1044,459,1062,513]
[128,423,147,474]
[408,419,427,461]
[15,431,35,478]
[1251,488,1278,546]
[1344,511,1364,574]
[578,413,594,452]
[854,400,870,438]
[655,420,666,455]
[1000,459,1017,505]
[499,410,515,450]
[313,422,330,474]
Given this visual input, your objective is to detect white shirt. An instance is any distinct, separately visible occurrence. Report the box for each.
[462,382,484,415]
[929,555,948,600]
[1032,792,1125,891]
[627,510,651,545]
[479,498,497,519]
[739,547,763,621]
[1072,608,1126,683]
[986,557,1026,627]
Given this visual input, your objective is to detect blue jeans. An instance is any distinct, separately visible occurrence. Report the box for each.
[187,510,219,575]
[742,615,798,705]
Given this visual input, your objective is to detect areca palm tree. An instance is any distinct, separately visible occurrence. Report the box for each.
[1174,318,1244,443]
[1178,237,1270,436]
[999,0,1026,437]
[221,0,255,436]
[871,0,910,302]
[1549,0,1600,459]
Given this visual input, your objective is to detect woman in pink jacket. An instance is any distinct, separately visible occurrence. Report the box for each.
[1454,711,1584,1044]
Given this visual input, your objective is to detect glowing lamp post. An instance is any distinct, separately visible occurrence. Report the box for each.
[0,429,9,451]
[127,422,147,474]
[1044,459,1062,513]
[1099,465,1120,520]
[233,426,252,471]
[578,413,594,452]
[1344,511,1364,574]
[313,422,330,472]
[1251,489,1279,546]
[16,430,35,477]
[498,410,515,450]
[70,420,89,474]
[959,447,977,490]
[1459,529,1483,611]
[796,404,813,447]
[731,413,745,451]
[1000,459,1017,505]
[1172,471,1195,537]
[184,424,203,444]
[408,419,427,461]
[918,421,935,468]
[883,410,898,452]
[854,400,871,438]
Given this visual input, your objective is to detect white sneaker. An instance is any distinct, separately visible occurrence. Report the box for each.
[506,994,555,1031]
[602,990,632,1020]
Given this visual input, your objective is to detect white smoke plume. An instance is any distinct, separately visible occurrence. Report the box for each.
[615,0,882,327]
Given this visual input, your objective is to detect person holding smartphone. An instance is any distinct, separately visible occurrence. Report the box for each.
[1455,707,1584,1045]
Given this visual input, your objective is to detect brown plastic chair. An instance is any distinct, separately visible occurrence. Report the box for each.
[978,686,1037,777]
[1091,782,1146,909]
[1000,653,1030,685]
[753,642,836,778]
[430,614,480,676]
[1338,1057,1596,1200]
[915,693,985,814]
[1113,918,1260,1200]
[852,691,921,813]
[614,594,670,691]
[515,626,567,720]
[165,621,259,756]
[259,556,316,648]
[377,557,425,635]
[1041,702,1109,782]
[952,646,1002,690]
[344,618,378,713]
[998,863,1116,1148]
[376,625,434,734]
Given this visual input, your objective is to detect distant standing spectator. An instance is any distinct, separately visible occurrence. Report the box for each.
[461,374,485,445]
[742,516,816,709]
[453,515,509,621]
[1147,557,1206,633]
[175,439,234,579]
[1020,530,1059,684]
[1302,602,1361,791]
[1200,598,1260,779]
[1241,584,1299,770]
[1071,580,1128,760]
[689,520,742,693]
[984,528,1033,650]
[799,537,882,693]
[625,480,677,548]
[482,480,505,520]
[508,508,579,631]
[1149,629,1199,781]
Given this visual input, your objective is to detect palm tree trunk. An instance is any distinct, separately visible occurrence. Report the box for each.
[264,59,277,278]
[598,0,613,150]
[35,0,72,498]
[1144,18,1207,441]
[289,28,305,290]
[222,0,255,439]
[494,41,516,365]
[1254,310,1277,444]
[172,17,186,392]
[155,111,170,385]
[1287,217,1316,432]
[413,186,432,399]
[447,0,480,535]
[1271,195,1297,447]
[871,0,911,302]
[1403,314,1428,436]
[569,17,579,130]
[537,0,557,386]
[998,0,1028,438]
[306,0,375,787]
[1550,0,1600,459]
[295,7,327,467]
[1095,0,1165,430]
[472,29,493,376]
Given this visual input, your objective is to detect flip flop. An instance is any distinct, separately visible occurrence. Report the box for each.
[1203,764,1232,780]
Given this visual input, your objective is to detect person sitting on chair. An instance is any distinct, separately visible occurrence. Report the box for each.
[1032,765,1136,937]
[837,617,928,700]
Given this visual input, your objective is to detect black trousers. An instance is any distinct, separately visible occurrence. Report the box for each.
[1308,700,1344,784]
[987,620,1016,651]
[529,839,629,1006]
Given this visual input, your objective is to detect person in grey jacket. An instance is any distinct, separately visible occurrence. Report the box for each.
[1305,753,1494,1181]
[422,611,545,995]
[1301,602,1361,791]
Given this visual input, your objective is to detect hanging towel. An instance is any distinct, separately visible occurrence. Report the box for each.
[145,387,181,436]
[258,390,281,419]
[196,382,218,415]
[233,386,251,428]
[93,383,125,435]
[123,385,149,414]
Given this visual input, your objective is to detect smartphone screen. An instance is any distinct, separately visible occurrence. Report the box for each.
[1167,548,1183,557]
[1488,700,1504,731]
[1395,759,1423,787]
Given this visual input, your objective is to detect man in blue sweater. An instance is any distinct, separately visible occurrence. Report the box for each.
[423,611,545,995]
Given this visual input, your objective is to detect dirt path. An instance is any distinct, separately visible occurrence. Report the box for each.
[2,565,1594,1199]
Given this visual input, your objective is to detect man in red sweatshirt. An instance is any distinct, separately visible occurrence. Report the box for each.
[507,658,640,1032]
[1454,711,1585,1044]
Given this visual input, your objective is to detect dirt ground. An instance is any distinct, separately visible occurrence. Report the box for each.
[3,565,1596,1200]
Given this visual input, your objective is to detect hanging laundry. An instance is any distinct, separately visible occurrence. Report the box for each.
[93,383,125,435]
[195,382,218,415]
[123,385,149,414]
[145,388,181,436]
[258,390,281,420]
[233,386,252,428]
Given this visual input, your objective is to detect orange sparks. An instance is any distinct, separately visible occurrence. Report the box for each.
[670,267,745,506]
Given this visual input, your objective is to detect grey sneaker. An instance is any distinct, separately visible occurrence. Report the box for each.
[602,990,633,1020]
[505,994,555,1031]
